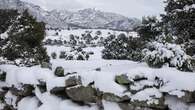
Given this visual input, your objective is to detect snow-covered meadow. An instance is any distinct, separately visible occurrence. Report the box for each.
[0,29,195,110]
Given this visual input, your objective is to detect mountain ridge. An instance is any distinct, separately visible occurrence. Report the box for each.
[0,0,141,31]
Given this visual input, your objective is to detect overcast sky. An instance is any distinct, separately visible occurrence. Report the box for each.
[21,0,165,18]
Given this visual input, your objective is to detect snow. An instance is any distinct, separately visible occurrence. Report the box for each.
[165,96,195,110]
[18,97,39,110]
[0,31,8,39]
[5,91,17,108]
[1,46,195,109]
[103,100,121,110]
[184,4,195,11]
[0,65,52,86]
[143,41,190,68]
[131,88,162,104]
[1,29,195,110]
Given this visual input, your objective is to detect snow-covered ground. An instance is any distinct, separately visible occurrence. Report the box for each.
[0,29,195,110]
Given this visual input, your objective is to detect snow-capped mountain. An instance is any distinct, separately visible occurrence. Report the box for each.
[0,0,141,31]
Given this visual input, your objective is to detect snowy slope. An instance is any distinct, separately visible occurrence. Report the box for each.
[1,47,195,110]
[1,30,195,110]
[0,0,141,30]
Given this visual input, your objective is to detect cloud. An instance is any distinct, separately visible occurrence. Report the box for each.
[21,0,164,18]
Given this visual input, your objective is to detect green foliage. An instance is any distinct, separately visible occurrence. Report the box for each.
[0,9,18,34]
[0,9,49,66]
[136,16,162,42]
[102,33,145,61]
[162,0,195,42]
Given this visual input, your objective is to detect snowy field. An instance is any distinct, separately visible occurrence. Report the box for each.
[0,29,195,110]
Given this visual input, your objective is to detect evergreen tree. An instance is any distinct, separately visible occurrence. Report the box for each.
[0,9,49,66]
[137,16,162,42]
[0,9,18,34]
[162,0,195,42]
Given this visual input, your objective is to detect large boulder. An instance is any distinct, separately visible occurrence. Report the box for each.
[54,66,64,77]
[65,86,97,103]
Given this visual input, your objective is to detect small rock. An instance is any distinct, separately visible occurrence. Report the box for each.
[95,68,101,71]
[133,75,148,82]
[54,66,64,77]
[88,51,94,55]
[115,74,130,85]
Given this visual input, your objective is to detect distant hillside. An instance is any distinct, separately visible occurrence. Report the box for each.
[0,0,141,31]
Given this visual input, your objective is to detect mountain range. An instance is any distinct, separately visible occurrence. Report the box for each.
[0,0,141,31]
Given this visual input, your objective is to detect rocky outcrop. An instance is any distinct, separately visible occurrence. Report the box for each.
[1,70,195,110]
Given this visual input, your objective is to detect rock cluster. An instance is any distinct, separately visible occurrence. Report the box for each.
[1,68,195,110]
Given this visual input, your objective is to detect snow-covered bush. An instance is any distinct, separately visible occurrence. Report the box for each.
[102,33,145,61]
[59,47,90,60]
[51,52,57,59]
[59,51,67,59]
[143,41,192,71]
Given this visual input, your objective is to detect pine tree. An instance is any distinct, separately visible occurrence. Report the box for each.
[0,9,49,66]
[0,9,18,34]
[137,16,161,42]
[162,0,195,42]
